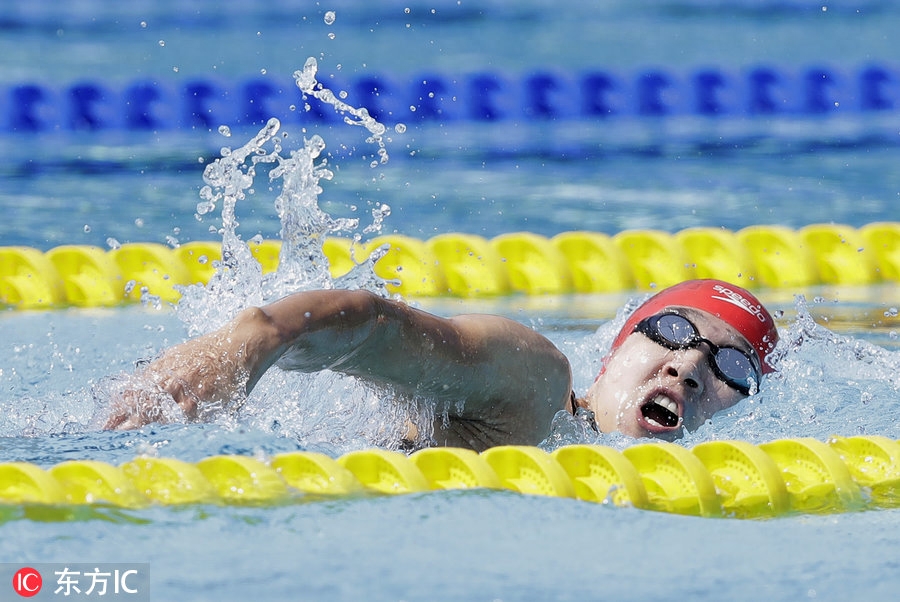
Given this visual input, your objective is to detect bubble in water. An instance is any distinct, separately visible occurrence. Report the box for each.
[885,307,899,318]
[395,123,407,133]
[324,11,336,25]
[140,21,147,28]
[83,224,91,233]
[134,218,144,228]
[218,125,232,137]
[158,40,165,47]
[328,33,336,40]
[106,237,121,250]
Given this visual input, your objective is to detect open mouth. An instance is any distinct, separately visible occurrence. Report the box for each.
[640,394,681,430]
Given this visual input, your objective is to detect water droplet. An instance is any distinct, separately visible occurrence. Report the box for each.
[218,125,232,137]
[324,11,336,25]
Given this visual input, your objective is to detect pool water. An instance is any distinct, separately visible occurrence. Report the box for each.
[3,1,900,601]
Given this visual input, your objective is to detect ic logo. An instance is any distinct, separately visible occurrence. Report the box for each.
[12,567,42,597]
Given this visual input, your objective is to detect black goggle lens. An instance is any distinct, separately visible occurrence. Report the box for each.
[638,313,760,394]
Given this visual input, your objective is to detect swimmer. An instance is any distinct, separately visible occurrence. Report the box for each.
[103,278,778,451]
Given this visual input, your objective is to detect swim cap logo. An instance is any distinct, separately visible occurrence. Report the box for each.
[711,284,767,323]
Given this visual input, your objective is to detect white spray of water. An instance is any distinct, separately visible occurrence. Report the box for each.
[161,58,424,452]
[176,58,396,338]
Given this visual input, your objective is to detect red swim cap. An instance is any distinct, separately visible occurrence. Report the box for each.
[609,279,779,374]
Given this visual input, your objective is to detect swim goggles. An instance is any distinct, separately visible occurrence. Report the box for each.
[634,312,761,395]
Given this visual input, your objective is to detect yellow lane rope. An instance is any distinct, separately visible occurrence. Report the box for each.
[2,436,899,520]
[2,223,899,308]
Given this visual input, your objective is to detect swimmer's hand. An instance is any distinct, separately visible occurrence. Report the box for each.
[104,307,280,430]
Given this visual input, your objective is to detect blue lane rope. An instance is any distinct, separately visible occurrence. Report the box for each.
[1,64,897,133]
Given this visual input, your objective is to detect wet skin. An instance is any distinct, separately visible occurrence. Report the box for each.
[105,291,757,449]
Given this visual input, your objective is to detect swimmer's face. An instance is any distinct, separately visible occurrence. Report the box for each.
[585,307,757,439]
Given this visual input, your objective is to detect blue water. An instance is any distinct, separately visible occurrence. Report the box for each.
[3,1,900,601]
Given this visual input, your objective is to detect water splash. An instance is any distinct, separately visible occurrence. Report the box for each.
[176,58,396,338]
[153,58,428,452]
[295,57,390,168]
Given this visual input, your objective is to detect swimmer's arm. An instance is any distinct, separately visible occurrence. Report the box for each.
[254,290,573,441]
[106,289,571,442]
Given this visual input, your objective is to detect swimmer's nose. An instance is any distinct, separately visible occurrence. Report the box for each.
[663,349,706,395]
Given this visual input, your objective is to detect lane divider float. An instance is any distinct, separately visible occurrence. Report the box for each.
[2,222,899,309]
[1,436,898,520]
[2,64,898,133]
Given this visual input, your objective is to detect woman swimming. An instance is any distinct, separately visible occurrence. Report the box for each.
[104,278,778,451]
